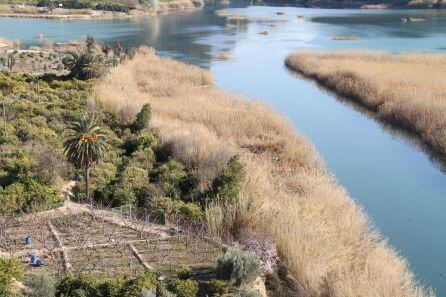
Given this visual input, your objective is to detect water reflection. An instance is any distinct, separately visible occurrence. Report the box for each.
[311,10,446,39]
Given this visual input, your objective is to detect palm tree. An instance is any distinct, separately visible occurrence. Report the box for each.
[63,52,106,80]
[64,113,108,205]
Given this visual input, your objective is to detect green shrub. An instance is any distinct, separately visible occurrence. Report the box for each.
[209,279,230,296]
[166,279,198,297]
[123,131,157,157]
[152,197,201,222]
[0,178,61,213]
[179,202,201,220]
[120,165,150,190]
[119,273,158,297]
[150,160,199,202]
[132,103,151,132]
[56,273,159,297]
[150,160,187,200]
[0,149,30,184]
[216,248,260,287]
[0,257,24,296]
[109,185,137,207]
[176,266,192,280]
[207,155,245,204]
[131,148,156,171]
[27,270,56,297]
[56,274,120,297]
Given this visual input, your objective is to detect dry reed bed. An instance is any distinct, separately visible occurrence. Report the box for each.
[92,49,432,297]
[285,50,446,157]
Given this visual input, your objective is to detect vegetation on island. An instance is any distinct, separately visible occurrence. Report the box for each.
[285,50,446,159]
[0,0,204,17]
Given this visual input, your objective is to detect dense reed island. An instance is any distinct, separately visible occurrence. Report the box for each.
[0,0,203,19]
[285,50,446,159]
[93,47,433,297]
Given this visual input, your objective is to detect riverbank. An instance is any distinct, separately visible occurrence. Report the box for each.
[285,50,446,159]
[0,0,203,19]
[93,48,432,297]
[264,0,446,9]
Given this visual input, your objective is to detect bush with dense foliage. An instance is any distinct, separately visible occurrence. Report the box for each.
[205,155,245,205]
[0,178,61,213]
[176,266,192,280]
[131,103,151,133]
[216,248,260,287]
[26,270,56,297]
[209,279,231,296]
[54,273,201,297]
[55,272,159,297]
[165,279,198,297]
[0,257,24,296]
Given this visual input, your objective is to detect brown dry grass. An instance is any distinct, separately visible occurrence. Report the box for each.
[92,49,433,297]
[285,50,446,157]
[157,0,203,11]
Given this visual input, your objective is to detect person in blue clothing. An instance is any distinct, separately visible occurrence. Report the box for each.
[25,235,32,246]
[29,252,45,267]
[29,252,37,265]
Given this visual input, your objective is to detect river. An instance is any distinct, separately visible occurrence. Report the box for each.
[1,5,445,294]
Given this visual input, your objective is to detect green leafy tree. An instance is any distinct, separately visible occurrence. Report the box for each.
[207,155,245,204]
[64,113,108,204]
[132,103,151,133]
[0,257,24,296]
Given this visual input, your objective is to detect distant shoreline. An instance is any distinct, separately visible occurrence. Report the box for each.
[262,0,446,9]
[0,1,203,20]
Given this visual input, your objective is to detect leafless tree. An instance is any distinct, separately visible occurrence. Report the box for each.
[34,215,58,255]
[159,246,173,263]
[0,215,22,256]
[133,211,153,239]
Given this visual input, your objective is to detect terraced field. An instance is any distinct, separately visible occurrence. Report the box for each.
[0,207,224,284]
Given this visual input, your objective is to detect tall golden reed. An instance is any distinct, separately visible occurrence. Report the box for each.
[92,49,433,297]
[285,50,446,157]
